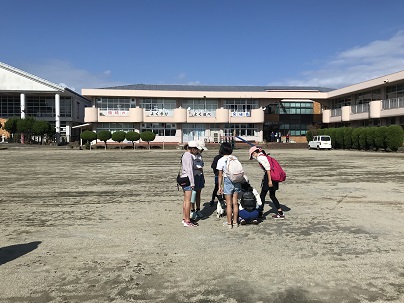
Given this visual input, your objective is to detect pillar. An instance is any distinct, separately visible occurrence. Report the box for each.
[20,93,25,144]
[55,94,60,144]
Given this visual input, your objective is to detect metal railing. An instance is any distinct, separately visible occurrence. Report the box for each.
[351,103,369,114]
[330,108,341,117]
[382,97,404,110]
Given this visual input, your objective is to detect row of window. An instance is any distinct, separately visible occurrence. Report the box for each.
[95,123,259,137]
[0,96,72,117]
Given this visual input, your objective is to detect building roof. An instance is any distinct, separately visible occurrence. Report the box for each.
[100,83,334,93]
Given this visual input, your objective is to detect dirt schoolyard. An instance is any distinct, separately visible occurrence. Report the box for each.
[0,145,404,303]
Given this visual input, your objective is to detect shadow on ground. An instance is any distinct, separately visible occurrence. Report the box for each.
[0,241,41,266]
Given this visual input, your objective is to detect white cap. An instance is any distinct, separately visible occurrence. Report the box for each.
[188,141,198,148]
[197,141,208,150]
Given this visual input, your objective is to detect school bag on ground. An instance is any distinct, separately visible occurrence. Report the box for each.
[226,155,245,183]
[261,155,287,182]
[240,190,257,212]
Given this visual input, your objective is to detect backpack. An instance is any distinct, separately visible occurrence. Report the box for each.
[226,155,245,183]
[240,190,257,212]
[261,155,286,182]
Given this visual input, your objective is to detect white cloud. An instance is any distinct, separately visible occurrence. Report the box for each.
[24,59,125,93]
[277,30,404,88]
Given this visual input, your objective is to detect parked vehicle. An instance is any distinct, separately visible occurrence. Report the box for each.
[308,135,332,150]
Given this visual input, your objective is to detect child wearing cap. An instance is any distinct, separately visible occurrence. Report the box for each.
[248,146,285,219]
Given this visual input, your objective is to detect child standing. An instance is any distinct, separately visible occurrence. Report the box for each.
[248,146,285,219]
[216,142,242,228]
[209,149,224,207]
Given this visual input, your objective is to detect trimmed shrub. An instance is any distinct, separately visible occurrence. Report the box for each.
[126,131,141,149]
[385,125,404,151]
[375,126,387,150]
[334,127,345,149]
[328,128,337,148]
[366,127,377,150]
[111,131,126,149]
[140,131,156,149]
[306,130,314,142]
[351,128,361,149]
[358,128,367,150]
[97,130,112,150]
[343,127,353,149]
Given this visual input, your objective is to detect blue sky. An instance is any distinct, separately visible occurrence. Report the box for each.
[1,0,404,92]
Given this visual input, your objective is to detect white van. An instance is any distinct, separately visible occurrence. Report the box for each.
[308,135,332,150]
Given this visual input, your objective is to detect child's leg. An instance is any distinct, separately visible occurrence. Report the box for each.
[232,193,239,225]
[225,194,232,225]
[183,190,192,221]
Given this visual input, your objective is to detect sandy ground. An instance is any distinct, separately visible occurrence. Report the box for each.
[0,145,403,303]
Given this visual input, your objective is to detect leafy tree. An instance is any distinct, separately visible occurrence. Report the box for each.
[126,131,141,149]
[385,125,404,151]
[32,120,52,144]
[17,116,36,144]
[111,131,126,150]
[80,130,97,149]
[140,130,156,149]
[97,130,112,150]
[3,117,20,142]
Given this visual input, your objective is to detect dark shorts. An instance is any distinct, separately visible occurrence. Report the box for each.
[261,173,279,191]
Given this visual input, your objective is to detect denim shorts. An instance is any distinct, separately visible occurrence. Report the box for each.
[223,177,241,195]
[194,174,205,190]
[182,185,192,191]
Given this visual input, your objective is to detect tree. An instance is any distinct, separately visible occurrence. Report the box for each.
[17,116,36,144]
[3,117,20,142]
[140,130,156,149]
[111,131,126,150]
[32,120,52,144]
[80,130,97,149]
[97,130,112,150]
[125,131,140,149]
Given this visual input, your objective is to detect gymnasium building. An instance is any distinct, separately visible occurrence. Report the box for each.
[0,62,91,143]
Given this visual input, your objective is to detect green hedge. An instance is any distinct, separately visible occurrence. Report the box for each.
[307,125,403,151]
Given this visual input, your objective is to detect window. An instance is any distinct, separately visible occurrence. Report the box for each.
[279,102,313,115]
[140,98,176,117]
[224,123,258,137]
[0,96,20,117]
[96,97,135,111]
[97,123,135,133]
[224,99,259,116]
[183,99,217,117]
[141,123,176,136]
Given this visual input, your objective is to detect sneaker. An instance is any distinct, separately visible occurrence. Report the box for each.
[196,210,205,218]
[183,221,198,227]
[182,219,199,226]
[272,213,285,220]
[239,219,247,225]
[223,221,232,229]
[252,219,259,225]
[209,200,215,207]
[190,211,198,220]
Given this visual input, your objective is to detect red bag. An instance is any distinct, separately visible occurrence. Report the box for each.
[261,155,286,182]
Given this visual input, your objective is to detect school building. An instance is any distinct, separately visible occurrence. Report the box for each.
[0,62,91,143]
[81,70,404,144]
[2,60,404,145]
